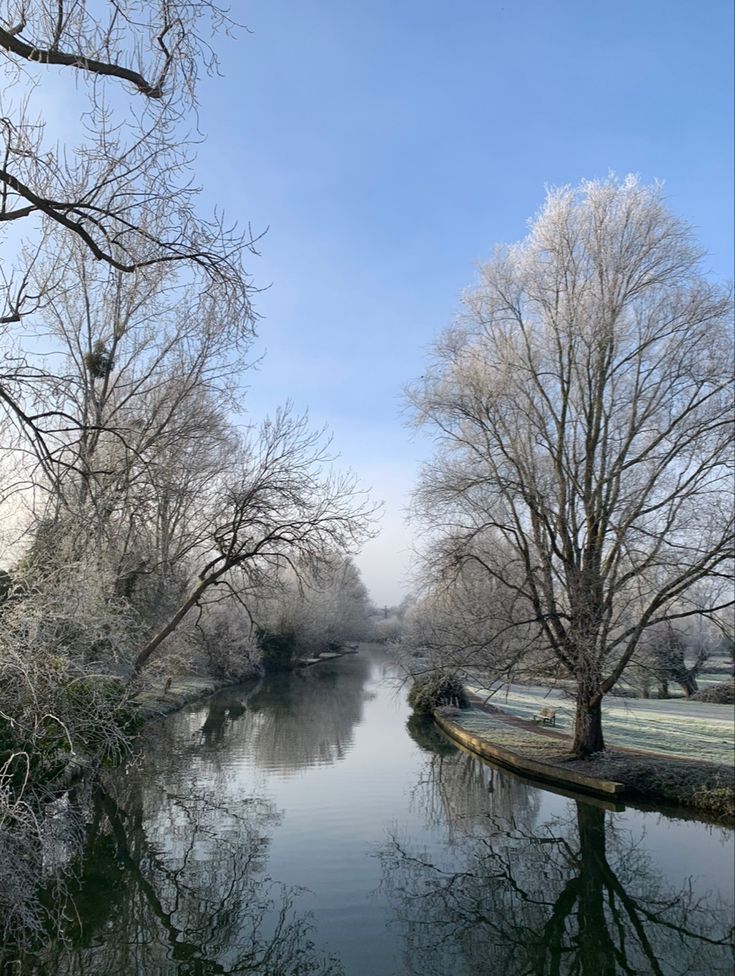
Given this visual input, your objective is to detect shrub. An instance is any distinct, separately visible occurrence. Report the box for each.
[257,630,298,672]
[691,679,734,704]
[609,756,735,821]
[691,784,735,820]
[408,672,469,716]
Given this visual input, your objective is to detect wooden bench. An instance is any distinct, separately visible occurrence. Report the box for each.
[532,706,557,727]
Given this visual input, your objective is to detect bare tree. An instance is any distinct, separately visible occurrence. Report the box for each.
[630,616,720,699]
[403,533,543,685]
[132,408,376,674]
[17,237,244,551]
[409,176,734,756]
[254,553,373,666]
[0,1,257,470]
[0,1,254,290]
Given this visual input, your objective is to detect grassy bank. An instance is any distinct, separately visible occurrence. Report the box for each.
[437,702,735,823]
[129,673,261,723]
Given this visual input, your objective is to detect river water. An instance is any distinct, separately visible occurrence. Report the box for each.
[26,644,735,975]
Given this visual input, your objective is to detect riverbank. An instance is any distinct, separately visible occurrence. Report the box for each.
[130,673,261,722]
[54,650,359,791]
[21,643,735,976]
[434,694,735,823]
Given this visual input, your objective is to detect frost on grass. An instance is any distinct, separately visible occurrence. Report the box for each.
[467,684,735,765]
[451,704,735,820]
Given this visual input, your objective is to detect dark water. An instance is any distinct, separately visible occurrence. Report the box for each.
[24,645,735,975]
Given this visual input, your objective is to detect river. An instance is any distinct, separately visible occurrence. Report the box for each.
[24,644,735,975]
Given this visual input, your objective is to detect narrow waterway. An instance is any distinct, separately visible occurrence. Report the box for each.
[26,645,735,975]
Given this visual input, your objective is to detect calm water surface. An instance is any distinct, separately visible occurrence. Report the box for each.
[28,645,735,975]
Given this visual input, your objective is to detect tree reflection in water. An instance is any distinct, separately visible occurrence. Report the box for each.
[191,650,372,772]
[13,654,377,974]
[20,702,345,975]
[380,750,734,976]
[243,652,372,771]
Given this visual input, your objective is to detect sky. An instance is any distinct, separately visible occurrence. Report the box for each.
[189,0,734,606]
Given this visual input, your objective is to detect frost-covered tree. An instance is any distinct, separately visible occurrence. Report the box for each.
[404,536,542,683]
[132,410,375,674]
[629,616,720,699]
[253,553,373,669]
[0,2,256,479]
[410,176,734,756]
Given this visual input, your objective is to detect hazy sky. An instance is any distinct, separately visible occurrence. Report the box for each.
[193,0,733,606]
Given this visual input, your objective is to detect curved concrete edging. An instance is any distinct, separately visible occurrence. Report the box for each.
[434,710,624,799]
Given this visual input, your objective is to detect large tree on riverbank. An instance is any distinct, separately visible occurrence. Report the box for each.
[409,176,734,756]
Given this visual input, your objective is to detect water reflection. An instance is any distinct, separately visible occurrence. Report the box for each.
[406,722,543,834]
[239,652,371,771]
[15,654,376,974]
[7,648,733,976]
[14,674,355,975]
[380,749,735,976]
[26,777,342,975]
[137,649,371,775]
[199,691,250,743]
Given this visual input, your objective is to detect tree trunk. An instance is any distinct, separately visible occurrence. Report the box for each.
[576,803,617,976]
[132,576,211,674]
[572,694,604,756]
[679,673,698,697]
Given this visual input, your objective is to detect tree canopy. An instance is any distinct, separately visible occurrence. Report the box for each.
[409,176,734,755]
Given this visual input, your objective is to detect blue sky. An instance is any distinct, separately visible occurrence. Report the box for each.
[194,0,733,605]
